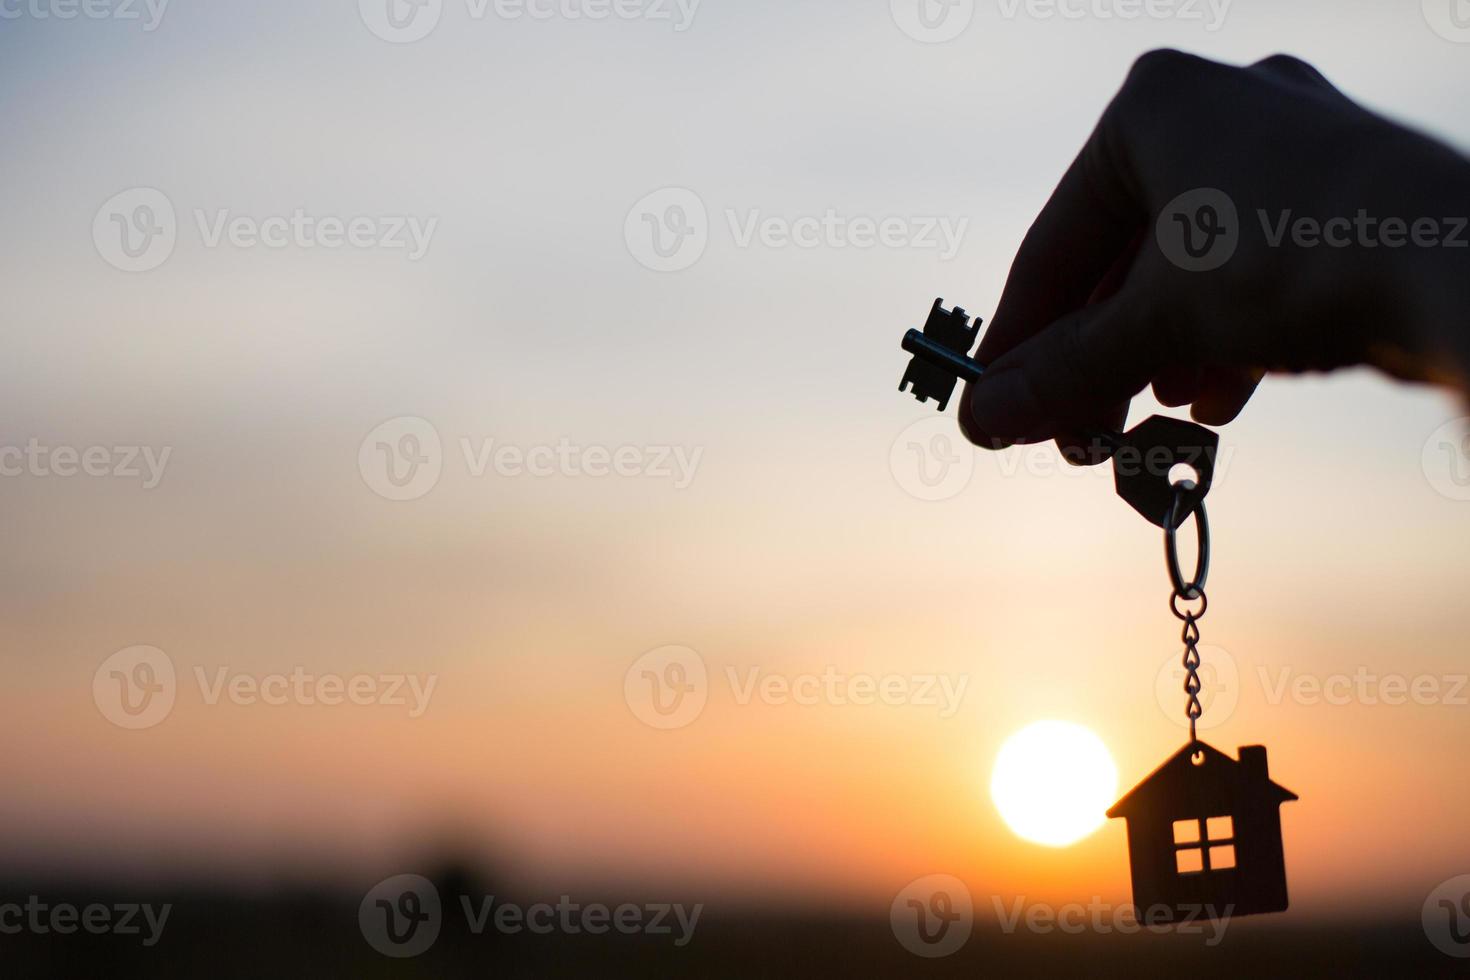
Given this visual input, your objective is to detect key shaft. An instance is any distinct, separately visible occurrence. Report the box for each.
[901,328,1122,451]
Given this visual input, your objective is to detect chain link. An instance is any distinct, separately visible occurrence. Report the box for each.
[1171,590,1208,741]
[1165,483,1211,742]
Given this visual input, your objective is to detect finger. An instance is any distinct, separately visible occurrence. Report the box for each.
[1055,402,1127,467]
[1052,230,1146,465]
[1190,366,1263,425]
[959,96,1147,450]
[973,131,1144,364]
[966,290,1165,444]
[1152,364,1202,407]
[1246,54,1356,107]
[1052,221,1148,464]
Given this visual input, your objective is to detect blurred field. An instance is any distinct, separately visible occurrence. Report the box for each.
[2,869,1463,978]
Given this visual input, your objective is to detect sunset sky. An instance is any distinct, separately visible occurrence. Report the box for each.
[2,0,1469,929]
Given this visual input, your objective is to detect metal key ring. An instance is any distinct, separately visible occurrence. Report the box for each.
[1163,482,1210,600]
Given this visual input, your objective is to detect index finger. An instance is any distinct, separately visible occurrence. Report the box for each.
[959,87,1146,450]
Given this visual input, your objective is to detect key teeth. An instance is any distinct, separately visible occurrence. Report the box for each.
[923,298,982,355]
[900,297,984,412]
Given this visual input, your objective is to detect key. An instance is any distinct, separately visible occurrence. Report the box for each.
[898,298,982,411]
[899,297,1218,527]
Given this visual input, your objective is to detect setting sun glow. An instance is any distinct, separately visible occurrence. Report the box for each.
[991,720,1119,847]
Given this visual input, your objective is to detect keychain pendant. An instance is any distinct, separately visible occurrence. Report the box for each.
[1108,740,1297,922]
[1109,492,1297,923]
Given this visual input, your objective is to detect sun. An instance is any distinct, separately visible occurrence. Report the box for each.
[990,720,1119,847]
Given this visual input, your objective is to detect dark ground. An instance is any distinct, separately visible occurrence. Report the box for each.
[0,875,1462,979]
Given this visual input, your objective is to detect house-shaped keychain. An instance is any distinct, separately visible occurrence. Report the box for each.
[892,298,1301,925]
[1107,741,1297,922]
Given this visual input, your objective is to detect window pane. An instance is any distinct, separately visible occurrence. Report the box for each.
[1173,819,1201,844]
[1176,849,1204,874]
[1206,816,1233,841]
[1210,845,1236,870]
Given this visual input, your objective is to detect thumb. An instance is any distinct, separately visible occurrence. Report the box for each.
[964,292,1165,445]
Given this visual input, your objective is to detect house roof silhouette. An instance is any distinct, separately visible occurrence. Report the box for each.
[1107,741,1298,820]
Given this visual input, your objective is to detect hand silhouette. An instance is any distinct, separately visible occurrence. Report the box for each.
[960,50,1470,460]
